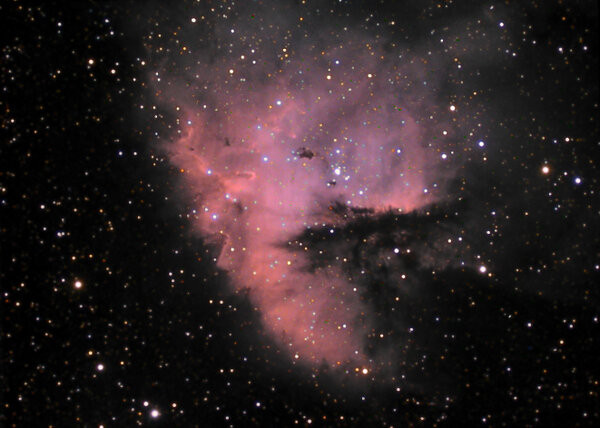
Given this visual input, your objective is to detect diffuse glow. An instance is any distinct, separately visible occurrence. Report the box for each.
[160,24,453,370]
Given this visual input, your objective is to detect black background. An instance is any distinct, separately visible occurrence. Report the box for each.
[2,1,599,426]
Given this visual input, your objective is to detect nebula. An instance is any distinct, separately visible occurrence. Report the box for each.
[152,6,458,373]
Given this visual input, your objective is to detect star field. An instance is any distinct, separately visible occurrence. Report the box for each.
[2,1,599,426]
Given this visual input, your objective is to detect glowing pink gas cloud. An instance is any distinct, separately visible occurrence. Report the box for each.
[156,31,453,372]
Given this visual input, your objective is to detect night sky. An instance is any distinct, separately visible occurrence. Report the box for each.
[2,1,599,426]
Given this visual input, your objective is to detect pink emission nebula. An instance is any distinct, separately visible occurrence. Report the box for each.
[156,27,456,373]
